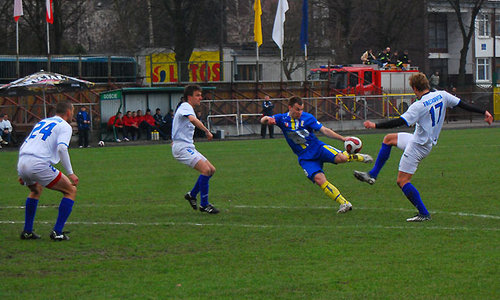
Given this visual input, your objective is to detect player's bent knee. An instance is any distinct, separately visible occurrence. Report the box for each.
[383,134,398,146]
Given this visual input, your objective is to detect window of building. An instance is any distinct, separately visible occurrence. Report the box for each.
[496,15,500,36]
[477,58,490,81]
[236,64,262,81]
[477,13,490,37]
[428,13,448,52]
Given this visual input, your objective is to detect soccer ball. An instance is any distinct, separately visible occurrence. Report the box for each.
[98,140,105,147]
[344,136,362,154]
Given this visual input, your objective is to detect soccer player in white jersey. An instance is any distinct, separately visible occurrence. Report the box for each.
[354,73,493,222]
[18,101,79,240]
[172,85,219,214]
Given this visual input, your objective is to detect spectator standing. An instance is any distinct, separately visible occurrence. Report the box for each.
[430,71,440,89]
[0,113,14,146]
[261,96,274,138]
[76,107,91,148]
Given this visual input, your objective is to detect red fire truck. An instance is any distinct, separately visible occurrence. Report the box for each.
[309,65,419,95]
[309,65,419,116]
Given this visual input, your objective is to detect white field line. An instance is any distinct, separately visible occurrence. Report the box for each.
[1,203,499,220]
[0,220,498,231]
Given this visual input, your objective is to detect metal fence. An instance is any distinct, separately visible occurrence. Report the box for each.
[200,92,494,136]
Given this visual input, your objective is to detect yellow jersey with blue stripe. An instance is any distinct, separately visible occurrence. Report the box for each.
[274,112,325,159]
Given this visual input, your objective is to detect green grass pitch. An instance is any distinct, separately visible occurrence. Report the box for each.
[0,128,499,299]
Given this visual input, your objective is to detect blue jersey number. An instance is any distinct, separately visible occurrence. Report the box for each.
[29,122,56,141]
[429,102,443,127]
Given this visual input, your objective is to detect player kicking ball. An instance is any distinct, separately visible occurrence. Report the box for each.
[354,73,493,222]
[172,85,219,214]
[261,96,373,214]
[18,101,79,241]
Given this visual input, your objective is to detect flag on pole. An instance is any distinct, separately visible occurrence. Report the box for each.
[14,0,23,22]
[254,0,263,47]
[46,0,53,24]
[300,0,308,50]
[272,0,289,50]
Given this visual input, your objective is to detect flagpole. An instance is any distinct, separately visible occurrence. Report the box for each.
[47,22,50,55]
[256,42,259,84]
[46,22,51,72]
[16,21,20,78]
[304,44,308,82]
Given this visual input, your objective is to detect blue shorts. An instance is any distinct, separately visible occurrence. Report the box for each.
[298,144,343,182]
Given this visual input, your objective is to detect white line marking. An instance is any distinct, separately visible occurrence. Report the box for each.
[1,204,499,219]
[0,220,498,231]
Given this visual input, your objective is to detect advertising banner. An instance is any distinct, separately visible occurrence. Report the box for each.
[146,51,221,83]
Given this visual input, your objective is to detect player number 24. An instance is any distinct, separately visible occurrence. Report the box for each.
[29,121,56,141]
[429,102,443,127]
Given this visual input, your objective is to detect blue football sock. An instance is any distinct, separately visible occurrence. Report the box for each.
[369,143,392,178]
[199,175,211,207]
[401,183,429,216]
[24,198,39,232]
[190,175,203,198]
[54,198,74,234]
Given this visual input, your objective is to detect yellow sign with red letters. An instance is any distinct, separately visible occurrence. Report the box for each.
[146,51,221,83]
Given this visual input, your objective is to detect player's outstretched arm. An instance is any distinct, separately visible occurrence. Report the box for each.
[260,116,276,125]
[319,126,345,142]
[366,118,407,129]
[456,101,493,125]
[364,121,376,129]
[187,115,213,141]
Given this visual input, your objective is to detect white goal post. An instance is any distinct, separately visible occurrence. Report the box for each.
[207,114,239,136]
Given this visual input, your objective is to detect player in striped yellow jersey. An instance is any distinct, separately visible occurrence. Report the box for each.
[261,96,373,214]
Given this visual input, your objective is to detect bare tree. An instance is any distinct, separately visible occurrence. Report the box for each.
[52,1,86,54]
[110,0,150,54]
[225,0,254,45]
[446,0,486,87]
[282,1,304,80]
[321,0,368,63]
[158,0,208,81]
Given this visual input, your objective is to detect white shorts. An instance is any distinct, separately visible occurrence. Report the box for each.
[17,156,62,187]
[397,133,432,174]
[172,143,206,168]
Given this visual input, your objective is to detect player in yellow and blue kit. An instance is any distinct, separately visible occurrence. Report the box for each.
[261,96,373,213]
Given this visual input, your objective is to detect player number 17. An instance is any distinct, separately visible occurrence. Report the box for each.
[429,102,443,127]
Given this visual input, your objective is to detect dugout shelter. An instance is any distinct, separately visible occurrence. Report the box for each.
[99,87,215,141]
